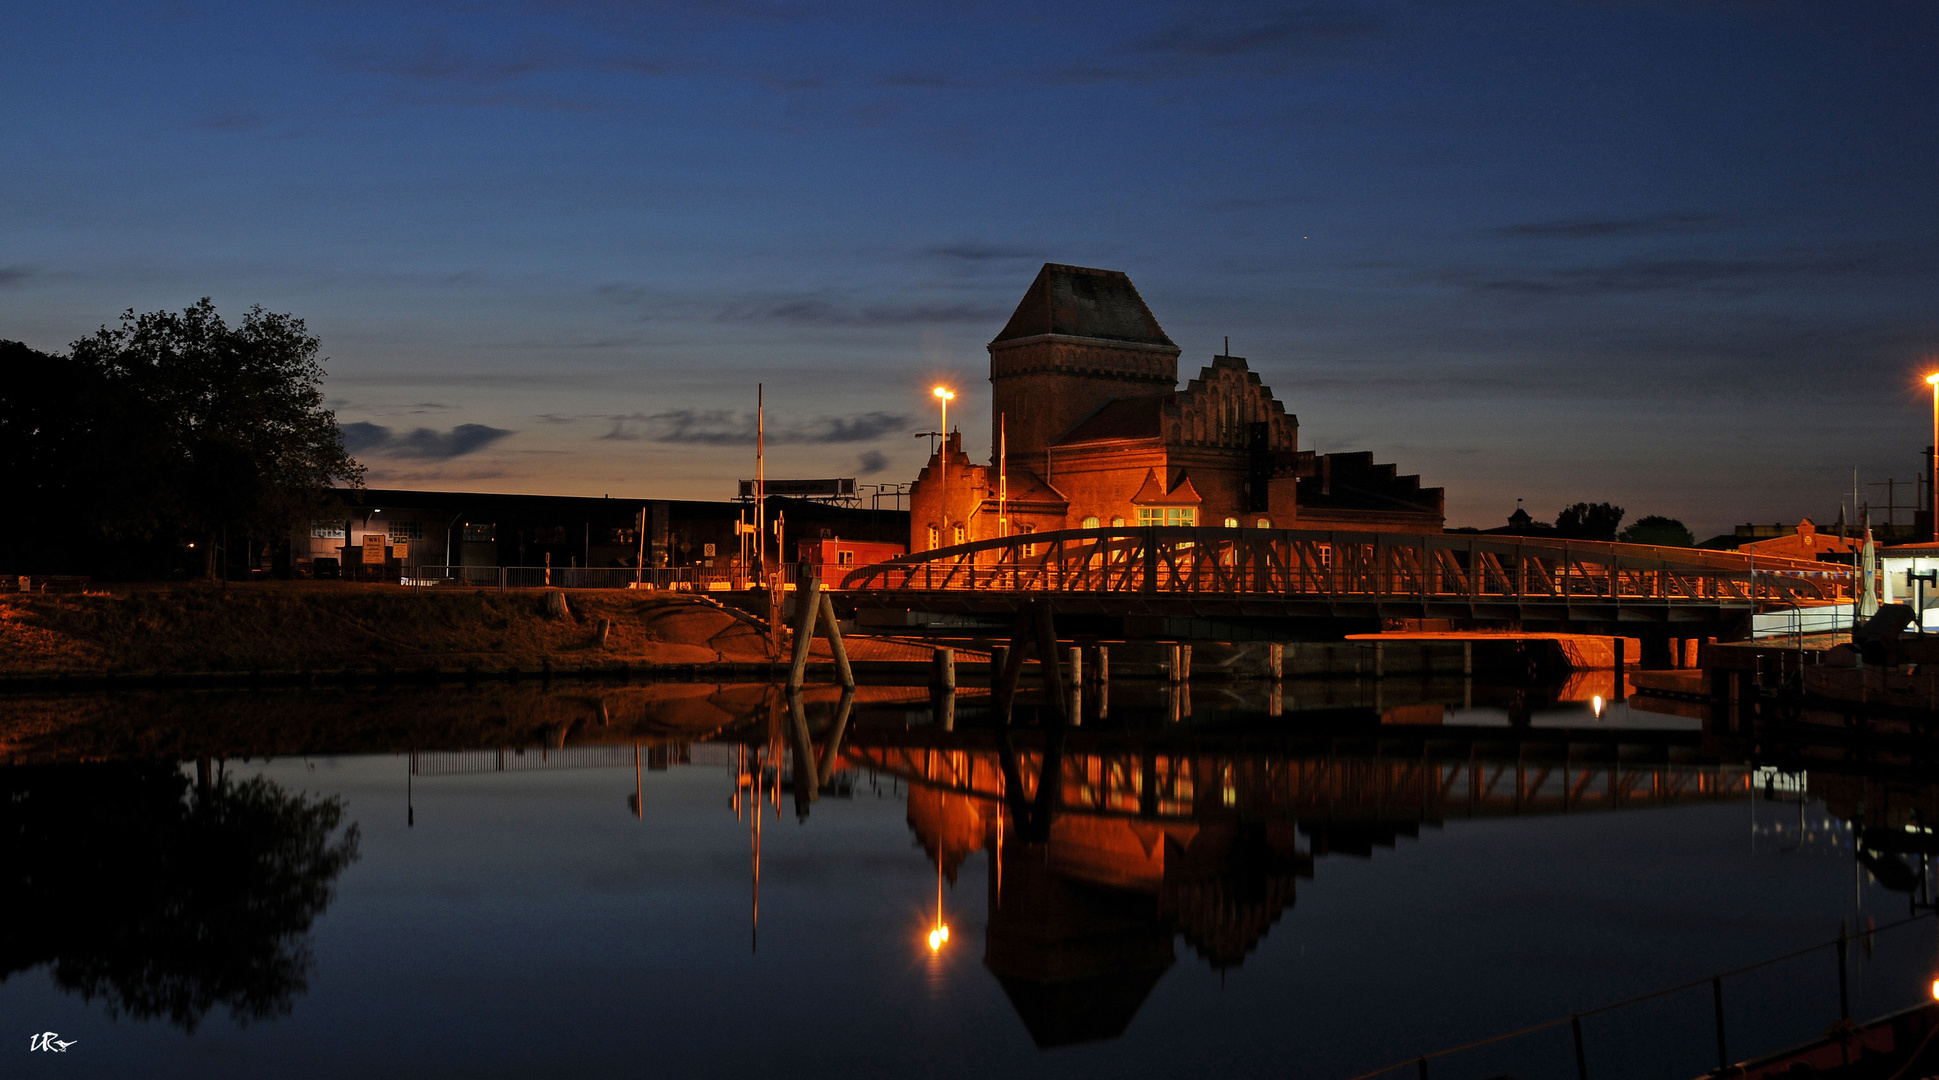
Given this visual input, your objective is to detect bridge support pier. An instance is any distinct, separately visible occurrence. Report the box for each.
[785,577,854,691]
[993,601,1069,725]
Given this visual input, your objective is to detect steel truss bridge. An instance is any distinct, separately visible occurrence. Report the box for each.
[839,526,1850,628]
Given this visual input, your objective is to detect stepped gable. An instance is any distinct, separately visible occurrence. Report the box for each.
[992,264,1177,348]
[1297,451,1444,515]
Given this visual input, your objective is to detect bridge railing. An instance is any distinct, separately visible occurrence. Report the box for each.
[839,526,1850,606]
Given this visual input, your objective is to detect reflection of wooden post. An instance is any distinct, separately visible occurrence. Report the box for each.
[1268,642,1283,680]
[1169,644,1182,683]
[786,691,816,819]
[816,688,855,789]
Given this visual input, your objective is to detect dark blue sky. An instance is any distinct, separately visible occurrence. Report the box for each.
[5,1,1936,535]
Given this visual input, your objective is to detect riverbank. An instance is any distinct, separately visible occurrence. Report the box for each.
[0,583,940,676]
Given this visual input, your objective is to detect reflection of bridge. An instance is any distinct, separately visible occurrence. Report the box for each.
[840,526,1848,631]
[838,724,1749,1047]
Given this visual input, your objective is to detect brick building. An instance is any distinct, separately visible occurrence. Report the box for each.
[908,263,1442,550]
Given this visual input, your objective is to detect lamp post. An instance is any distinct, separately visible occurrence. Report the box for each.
[933,386,954,547]
[1927,373,1938,542]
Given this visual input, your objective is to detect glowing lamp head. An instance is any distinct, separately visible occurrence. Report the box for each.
[932,386,954,401]
[1930,978,1939,1001]
[1927,373,1939,387]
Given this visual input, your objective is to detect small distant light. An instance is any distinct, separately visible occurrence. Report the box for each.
[1592,695,1604,717]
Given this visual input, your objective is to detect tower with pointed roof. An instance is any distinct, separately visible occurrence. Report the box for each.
[988,264,1182,464]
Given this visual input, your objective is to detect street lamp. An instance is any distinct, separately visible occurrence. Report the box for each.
[1927,373,1938,542]
[933,386,954,547]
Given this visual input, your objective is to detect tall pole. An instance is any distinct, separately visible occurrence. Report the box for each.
[933,386,954,547]
[1929,374,1937,542]
[757,383,766,573]
[999,413,1008,538]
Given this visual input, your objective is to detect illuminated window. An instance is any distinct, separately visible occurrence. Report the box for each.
[1019,524,1036,556]
[1136,507,1198,527]
[462,523,496,543]
[1081,516,1100,529]
[311,522,345,539]
[927,524,940,549]
[953,524,966,545]
[1318,542,1332,568]
[387,520,423,540]
[1110,516,1124,527]
[837,550,856,566]
[1256,518,1271,528]
[1223,517,1239,528]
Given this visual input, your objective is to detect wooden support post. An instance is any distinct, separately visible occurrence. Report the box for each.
[786,577,820,691]
[1181,643,1193,682]
[819,593,854,689]
[994,611,1031,724]
[933,647,955,691]
[1032,601,1067,724]
[1463,641,1473,677]
[1268,642,1283,680]
[1168,644,1182,683]
[1374,641,1385,679]
[990,645,1008,689]
[1269,681,1283,718]
[1092,643,1109,688]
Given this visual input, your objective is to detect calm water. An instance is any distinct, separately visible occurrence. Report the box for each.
[3,682,1935,1079]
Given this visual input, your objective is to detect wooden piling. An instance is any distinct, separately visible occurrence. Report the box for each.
[787,577,820,691]
[933,647,955,691]
[818,593,854,689]
[1268,642,1283,680]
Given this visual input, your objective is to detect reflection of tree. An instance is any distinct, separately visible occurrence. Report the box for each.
[0,762,361,1031]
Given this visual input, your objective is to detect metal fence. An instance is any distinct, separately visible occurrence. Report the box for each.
[398,564,816,591]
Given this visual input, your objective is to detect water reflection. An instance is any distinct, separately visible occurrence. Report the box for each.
[0,761,361,1031]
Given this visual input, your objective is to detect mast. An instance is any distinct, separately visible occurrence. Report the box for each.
[756,383,765,574]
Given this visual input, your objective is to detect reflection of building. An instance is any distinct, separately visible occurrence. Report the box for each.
[907,264,1443,551]
[860,735,1750,1048]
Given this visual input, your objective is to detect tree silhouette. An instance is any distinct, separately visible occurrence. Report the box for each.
[1554,502,1625,541]
[0,762,361,1031]
[1619,515,1695,547]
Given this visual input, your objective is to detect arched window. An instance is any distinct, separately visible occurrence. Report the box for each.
[927,524,939,549]
[1081,516,1100,529]
[1256,518,1272,528]
[1223,517,1239,528]
[952,524,966,545]
[1110,516,1125,527]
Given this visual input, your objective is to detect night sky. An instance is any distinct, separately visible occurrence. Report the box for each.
[5,1,1936,538]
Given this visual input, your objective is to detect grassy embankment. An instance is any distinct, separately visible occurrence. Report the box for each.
[0,583,795,675]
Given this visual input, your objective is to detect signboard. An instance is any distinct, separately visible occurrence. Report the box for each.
[391,540,409,560]
[737,478,857,499]
[362,533,387,565]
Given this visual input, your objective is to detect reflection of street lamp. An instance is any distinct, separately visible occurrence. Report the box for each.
[927,857,950,952]
[933,386,954,547]
[1927,373,1938,542]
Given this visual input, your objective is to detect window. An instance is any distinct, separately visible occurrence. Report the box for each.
[1223,517,1239,528]
[952,524,966,545]
[1256,518,1272,528]
[1317,543,1332,569]
[387,520,423,540]
[463,523,496,543]
[1136,507,1197,527]
[1019,524,1036,556]
[1081,516,1100,529]
[837,550,856,566]
[927,524,940,549]
[1110,516,1125,527]
[311,522,344,539]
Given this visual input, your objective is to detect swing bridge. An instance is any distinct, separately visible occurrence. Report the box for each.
[837,526,1852,632]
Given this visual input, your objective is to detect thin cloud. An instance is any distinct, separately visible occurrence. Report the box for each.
[717,295,1000,326]
[1132,8,1382,58]
[1488,212,1724,241]
[0,266,33,289]
[857,450,890,475]
[342,421,515,460]
[600,409,909,445]
[924,243,1039,262]
[1431,244,1939,297]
